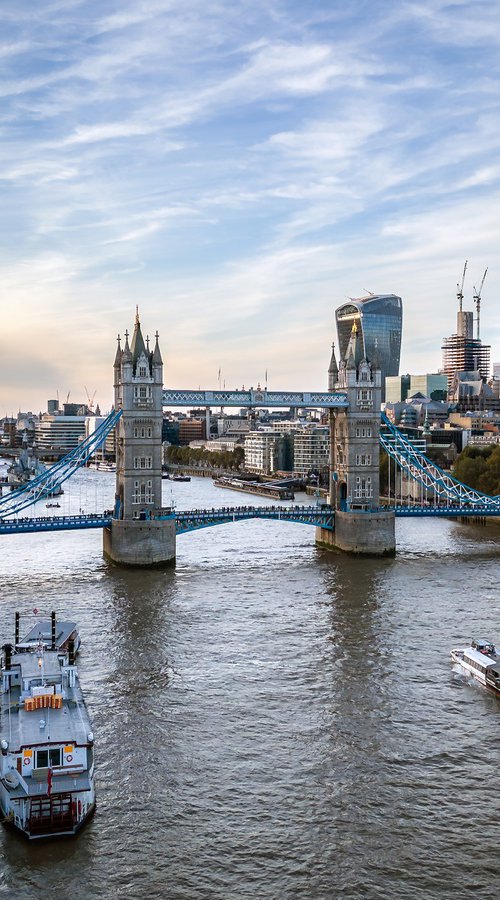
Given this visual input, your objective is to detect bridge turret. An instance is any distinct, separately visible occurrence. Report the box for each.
[317,320,395,556]
[103,314,175,567]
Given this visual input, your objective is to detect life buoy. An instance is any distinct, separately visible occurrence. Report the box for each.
[23,757,30,766]
[66,754,73,763]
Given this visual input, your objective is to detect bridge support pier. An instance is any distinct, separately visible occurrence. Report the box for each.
[316,509,395,557]
[103,519,176,567]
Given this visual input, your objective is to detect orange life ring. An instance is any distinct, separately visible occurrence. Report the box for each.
[66,754,73,763]
[23,757,30,766]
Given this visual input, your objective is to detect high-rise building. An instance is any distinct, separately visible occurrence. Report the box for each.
[441,274,490,387]
[335,294,402,400]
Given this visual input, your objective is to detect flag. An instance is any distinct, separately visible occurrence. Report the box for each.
[265,369,268,384]
[47,767,52,797]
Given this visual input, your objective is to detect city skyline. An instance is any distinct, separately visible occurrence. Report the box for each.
[1,0,500,414]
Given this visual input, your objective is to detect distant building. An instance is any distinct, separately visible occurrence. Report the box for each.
[448,370,500,413]
[178,418,206,445]
[442,287,490,386]
[293,426,330,475]
[385,374,410,404]
[336,294,403,400]
[244,430,279,475]
[409,373,448,400]
[35,415,86,454]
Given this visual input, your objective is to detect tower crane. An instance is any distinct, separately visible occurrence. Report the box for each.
[473,268,488,340]
[84,386,97,412]
[457,260,468,312]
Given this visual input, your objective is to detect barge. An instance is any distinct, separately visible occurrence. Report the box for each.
[0,612,95,839]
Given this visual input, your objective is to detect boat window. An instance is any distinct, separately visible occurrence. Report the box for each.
[36,748,62,768]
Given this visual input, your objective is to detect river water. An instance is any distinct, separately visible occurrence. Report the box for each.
[1,471,500,899]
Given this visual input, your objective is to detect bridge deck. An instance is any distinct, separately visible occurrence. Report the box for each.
[0,503,498,536]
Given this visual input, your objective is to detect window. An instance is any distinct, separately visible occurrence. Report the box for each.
[36,748,61,768]
[132,480,153,504]
[357,389,373,404]
[355,426,373,438]
[139,366,147,377]
[134,456,152,469]
[355,454,372,466]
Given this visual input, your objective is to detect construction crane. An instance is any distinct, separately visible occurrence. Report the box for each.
[457,260,468,312]
[84,386,97,412]
[473,268,488,340]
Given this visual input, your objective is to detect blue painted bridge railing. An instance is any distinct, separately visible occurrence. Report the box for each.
[0,506,335,536]
[0,502,498,537]
[170,504,335,534]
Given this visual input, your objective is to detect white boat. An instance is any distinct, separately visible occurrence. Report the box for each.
[450,639,500,694]
[0,614,95,839]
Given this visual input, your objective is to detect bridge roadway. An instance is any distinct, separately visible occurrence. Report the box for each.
[0,504,499,536]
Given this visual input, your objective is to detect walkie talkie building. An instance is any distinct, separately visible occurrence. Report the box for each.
[335,294,403,399]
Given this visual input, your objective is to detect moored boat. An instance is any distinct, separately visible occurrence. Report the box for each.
[450,639,500,693]
[0,614,95,839]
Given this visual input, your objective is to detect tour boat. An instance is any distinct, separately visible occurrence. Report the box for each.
[0,613,95,839]
[450,639,500,694]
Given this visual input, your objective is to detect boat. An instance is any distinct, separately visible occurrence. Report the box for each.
[172,474,191,482]
[0,612,95,839]
[450,639,500,693]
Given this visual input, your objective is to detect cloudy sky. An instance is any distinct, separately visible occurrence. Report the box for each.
[1,0,499,414]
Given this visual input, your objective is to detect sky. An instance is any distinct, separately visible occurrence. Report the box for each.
[1,0,500,415]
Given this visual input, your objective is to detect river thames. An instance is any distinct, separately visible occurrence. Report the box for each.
[1,471,500,899]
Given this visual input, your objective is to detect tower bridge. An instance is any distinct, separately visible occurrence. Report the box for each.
[1,312,499,563]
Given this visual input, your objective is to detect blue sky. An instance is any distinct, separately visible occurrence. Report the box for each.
[1,0,499,413]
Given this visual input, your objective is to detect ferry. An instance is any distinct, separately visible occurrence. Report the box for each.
[450,639,500,693]
[0,613,95,839]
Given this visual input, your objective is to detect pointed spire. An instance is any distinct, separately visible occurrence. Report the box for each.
[152,330,163,365]
[328,342,338,391]
[130,310,147,371]
[122,329,132,362]
[344,321,363,370]
[114,334,122,368]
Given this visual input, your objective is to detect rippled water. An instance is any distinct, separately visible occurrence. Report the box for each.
[1,472,500,899]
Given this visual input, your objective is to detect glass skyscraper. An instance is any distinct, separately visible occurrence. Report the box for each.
[335,294,403,399]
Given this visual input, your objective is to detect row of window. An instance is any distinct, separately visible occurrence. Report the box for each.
[355,426,372,438]
[36,748,61,768]
[354,475,373,499]
[133,457,153,469]
[134,386,153,400]
[355,454,372,466]
[133,426,153,438]
[132,480,153,504]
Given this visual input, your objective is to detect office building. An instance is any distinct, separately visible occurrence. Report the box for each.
[335,294,402,400]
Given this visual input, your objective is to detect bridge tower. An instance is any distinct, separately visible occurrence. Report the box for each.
[316,324,395,556]
[103,311,175,566]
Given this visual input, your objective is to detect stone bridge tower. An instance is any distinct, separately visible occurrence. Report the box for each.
[103,311,176,566]
[316,323,395,556]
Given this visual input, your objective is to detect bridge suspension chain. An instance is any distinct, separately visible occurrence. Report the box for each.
[0,409,122,520]
[380,414,500,509]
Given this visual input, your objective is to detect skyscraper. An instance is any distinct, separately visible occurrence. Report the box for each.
[441,303,490,388]
[335,294,402,400]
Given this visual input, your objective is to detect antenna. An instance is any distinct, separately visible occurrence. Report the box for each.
[473,268,488,340]
[457,260,468,312]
